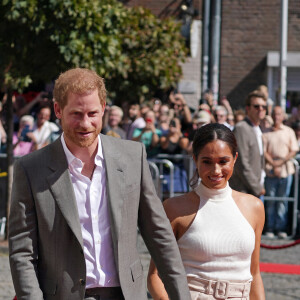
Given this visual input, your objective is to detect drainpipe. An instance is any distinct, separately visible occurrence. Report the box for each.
[279,0,288,111]
[210,0,221,106]
[201,0,211,95]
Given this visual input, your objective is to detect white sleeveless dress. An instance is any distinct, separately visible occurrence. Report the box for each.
[178,182,255,299]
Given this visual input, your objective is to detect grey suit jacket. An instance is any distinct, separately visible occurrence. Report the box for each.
[9,134,190,300]
[229,118,264,196]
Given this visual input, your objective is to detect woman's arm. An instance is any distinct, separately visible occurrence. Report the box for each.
[250,198,265,300]
[147,199,178,299]
[147,197,184,300]
[148,259,169,300]
[160,136,169,149]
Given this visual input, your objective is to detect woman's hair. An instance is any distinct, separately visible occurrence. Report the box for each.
[20,115,34,126]
[110,105,124,118]
[190,123,237,187]
[193,123,237,159]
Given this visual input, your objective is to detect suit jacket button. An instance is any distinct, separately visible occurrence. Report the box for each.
[79,279,86,285]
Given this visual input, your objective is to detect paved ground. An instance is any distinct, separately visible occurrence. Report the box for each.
[1,236,300,300]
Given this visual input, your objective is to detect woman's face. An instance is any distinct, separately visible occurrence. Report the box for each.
[194,139,237,189]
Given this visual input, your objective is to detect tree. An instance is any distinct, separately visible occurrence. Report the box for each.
[0,0,187,103]
[0,0,187,230]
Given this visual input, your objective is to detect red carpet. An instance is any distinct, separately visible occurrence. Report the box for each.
[260,262,300,274]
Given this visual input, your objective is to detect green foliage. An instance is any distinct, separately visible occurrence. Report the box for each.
[0,0,187,102]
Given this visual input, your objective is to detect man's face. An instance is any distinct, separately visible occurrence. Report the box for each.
[54,89,105,151]
[272,106,284,126]
[108,109,121,127]
[37,107,51,127]
[215,110,227,124]
[247,97,267,125]
[128,105,140,120]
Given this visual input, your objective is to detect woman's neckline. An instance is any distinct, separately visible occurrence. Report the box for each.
[194,181,231,202]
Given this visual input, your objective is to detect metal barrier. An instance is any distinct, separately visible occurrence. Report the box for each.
[0,217,6,238]
[263,159,299,238]
[148,154,195,200]
[147,161,161,199]
[156,154,194,192]
[148,158,175,199]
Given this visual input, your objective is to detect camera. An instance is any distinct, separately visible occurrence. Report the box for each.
[20,125,33,142]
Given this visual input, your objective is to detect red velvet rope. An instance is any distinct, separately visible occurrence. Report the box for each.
[260,239,300,249]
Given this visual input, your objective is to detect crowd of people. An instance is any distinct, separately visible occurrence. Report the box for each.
[8,68,267,300]
[1,84,300,239]
[7,66,300,300]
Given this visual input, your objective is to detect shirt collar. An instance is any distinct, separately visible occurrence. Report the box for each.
[61,134,104,169]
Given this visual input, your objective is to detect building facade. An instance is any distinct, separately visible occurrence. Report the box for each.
[123,0,300,111]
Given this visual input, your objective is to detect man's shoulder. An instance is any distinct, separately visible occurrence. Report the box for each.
[101,134,142,149]
[234,119,252,134]
[282,124,295,134]
[16,139,61,167]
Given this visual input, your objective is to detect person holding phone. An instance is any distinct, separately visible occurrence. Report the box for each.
[160,118,190,193]
[13,115,35,156]
[132,110,162,157]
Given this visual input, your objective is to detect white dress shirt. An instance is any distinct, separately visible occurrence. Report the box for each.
[253,125,266,186]
[61,134,120,288]
[33,121,59,149]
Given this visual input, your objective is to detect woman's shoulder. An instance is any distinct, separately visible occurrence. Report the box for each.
[232,190,264,210]
[232,189,265,228]
[163,191,199,222]
[164,191,200,239]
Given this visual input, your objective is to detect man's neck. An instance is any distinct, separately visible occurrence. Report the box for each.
[65,138,98,165]
[37,121,46,129]
[247,116,260,126]
[273,123,282,130]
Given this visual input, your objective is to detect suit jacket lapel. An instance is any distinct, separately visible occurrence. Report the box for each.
[46,139,84,248]
[101,134,125,246]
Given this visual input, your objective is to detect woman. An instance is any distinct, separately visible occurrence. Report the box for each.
[160,118,189,154]
[148,123,265,300]
[160,118,190,194]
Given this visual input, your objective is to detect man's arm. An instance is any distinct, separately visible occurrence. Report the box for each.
[9,159,43,299]
[137,144,190,300]
[234,125,263,196]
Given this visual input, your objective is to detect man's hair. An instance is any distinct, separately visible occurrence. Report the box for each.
[214,105,228,116]
[129,101,140,108]
[53,68,106,108]
[245,90,267,107]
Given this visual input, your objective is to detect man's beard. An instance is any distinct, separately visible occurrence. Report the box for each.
[62,122,101,148]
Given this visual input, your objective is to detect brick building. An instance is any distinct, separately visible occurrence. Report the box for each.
[124,0,300,111]
[221,0,300,111]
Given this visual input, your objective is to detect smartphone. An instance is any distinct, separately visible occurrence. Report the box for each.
[170,120,176,127]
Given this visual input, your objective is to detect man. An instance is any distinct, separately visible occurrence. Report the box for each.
[230,90,267,197]
[31,104,60,150]
[125,102,146,140]
[214,105,233,130]
[9,68,190,300]
[263,106,299,238]
[102,105,126,139]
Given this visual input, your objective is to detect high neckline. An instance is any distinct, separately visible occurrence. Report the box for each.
[194,181,231,202]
